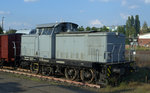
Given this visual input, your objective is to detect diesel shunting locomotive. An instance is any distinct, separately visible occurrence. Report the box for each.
[0,22,134,85]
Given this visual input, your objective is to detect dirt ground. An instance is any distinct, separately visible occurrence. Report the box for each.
[0,72,97,93]
[1,69,150,93]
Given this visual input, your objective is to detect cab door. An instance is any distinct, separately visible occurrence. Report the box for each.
[38,28,54,59]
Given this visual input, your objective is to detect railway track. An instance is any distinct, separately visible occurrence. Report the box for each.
[0,67,101,88]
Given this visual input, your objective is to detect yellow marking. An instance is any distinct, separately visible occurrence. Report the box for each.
[130,63,134,66]
[107,68,111,74]
[33,63,38,65]
[33,63,39,71]
[107,73,110,77]
[34,69,38,70]
[109,66,111,69]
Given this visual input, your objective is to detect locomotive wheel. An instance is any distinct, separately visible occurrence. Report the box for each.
[41,66,47,75]
[0,59,4,69]
[80,69,95,83]
[47,66,55,76]
[30,63,39,74]
[41,66,55,76]
[0,62,3,69]
[65,68,78,80]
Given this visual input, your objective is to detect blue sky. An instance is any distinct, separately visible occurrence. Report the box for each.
[0,0,150,30]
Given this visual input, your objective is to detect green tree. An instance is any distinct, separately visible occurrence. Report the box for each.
[125,15,140,44]
[91,27,97,31]
[101,26,109,32]
[126,15,140,37]
[131,15,134,27]
[142,21,149,34]
[129,26,136,37]
[125,16,138,44]
[126,16,132,37]
[78,26,84,31]
[134,15,140,35]
[86,26,91,31]
[0,26,3,34]
[117,26,125,34]
[148,27,150,32]
[5,29,17,34]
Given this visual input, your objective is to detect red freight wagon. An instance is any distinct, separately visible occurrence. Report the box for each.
[0,34,21,66]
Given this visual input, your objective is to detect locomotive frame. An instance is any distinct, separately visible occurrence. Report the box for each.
[19,55,134,84]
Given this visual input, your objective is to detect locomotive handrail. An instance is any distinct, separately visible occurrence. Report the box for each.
[96,49,99,62]
[118,44,122,63]
[107,43,124,63]
[50,23,58,35]
[37,29,40,57]
[111,45,115,63]
[13,41,16,57]
[13,41,17,69]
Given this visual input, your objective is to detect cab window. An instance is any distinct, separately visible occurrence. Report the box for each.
[42,28,53,35]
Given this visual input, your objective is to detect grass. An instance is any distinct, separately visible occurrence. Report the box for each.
[10,73,89,91]
[11,74,60,85]
[3,66,150,93]
[12,74,42,82]
[123,67,150,83]
[9,68,150,93]
[98,67,150,93]
[97,82,150,93]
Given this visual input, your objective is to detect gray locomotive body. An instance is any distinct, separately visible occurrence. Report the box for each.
[56,32,125,63]
[20,22,133,84]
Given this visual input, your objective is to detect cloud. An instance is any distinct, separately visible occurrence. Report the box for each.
[89,0,95,2]
[120,13,130,20]
[121,0,139,9]
[121,0,127,6]
[0,11,10,15]
[100,0,109,2]
[144,0,150,4]
[6,22,33,29]
[24,0,38,2]
[79,10,85,13]
[89,0,109,2]
[90,19,104,27]
[129,5,139,9]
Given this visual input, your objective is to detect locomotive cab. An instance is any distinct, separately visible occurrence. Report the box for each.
[35,22,78,35]
[21,22,79,59]
[58,23,78,32]
[28,22,78,35]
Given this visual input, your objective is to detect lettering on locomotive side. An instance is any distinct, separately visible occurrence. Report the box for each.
[30,57,34,60]
[39,58,49,62]
[24,57,29,61]
[56,61,65,64]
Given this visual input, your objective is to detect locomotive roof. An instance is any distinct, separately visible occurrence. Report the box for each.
[36,22,78,28]
[57,32,125,37]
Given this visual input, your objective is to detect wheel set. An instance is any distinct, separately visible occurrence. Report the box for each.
[65,67,96,83]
